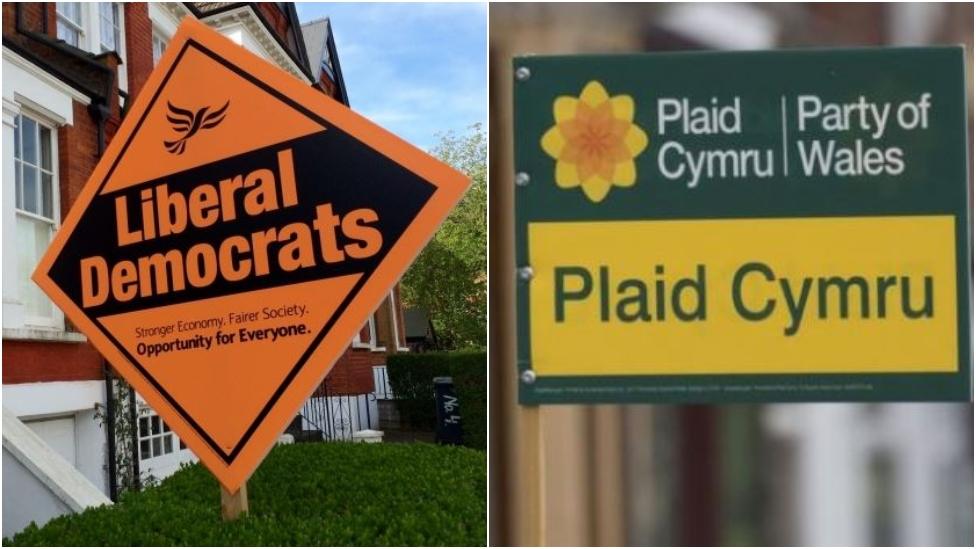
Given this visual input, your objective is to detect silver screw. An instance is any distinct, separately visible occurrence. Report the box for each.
[521,369,537,384]
[518,266,534,281]
[515,172,530,186]
[515,66,531,81]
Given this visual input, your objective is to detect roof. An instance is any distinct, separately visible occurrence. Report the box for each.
[301,18,329,81]
[187,2,238,15]
[300,17,349,106]
[183,2,314,82]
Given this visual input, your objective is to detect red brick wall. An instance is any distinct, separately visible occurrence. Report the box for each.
[44,1,56,37]
[57,102,99,223]
[2,3,46,36]
[316,74,337,99]
[1,4,15,35]
[123,2,154,101]
[256,3,290,41]
[2,340,103,384]
[325,347,390,395]
[369,350,388,367]
[326,349,373,395]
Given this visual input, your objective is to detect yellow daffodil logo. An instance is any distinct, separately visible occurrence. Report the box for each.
[541,81,649,203]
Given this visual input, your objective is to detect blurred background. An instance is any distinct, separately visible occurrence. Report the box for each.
[489,3,974,546]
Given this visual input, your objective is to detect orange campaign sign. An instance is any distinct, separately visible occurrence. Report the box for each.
[32,18,469,493]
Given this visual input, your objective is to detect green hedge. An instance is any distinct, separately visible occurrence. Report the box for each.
[5,442,485,546]
[386,351,486,450]
[449,353,487,451]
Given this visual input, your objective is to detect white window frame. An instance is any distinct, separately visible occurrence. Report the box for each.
[55,2,85,48]
[151,30,168,67]
[14,113,57,219]
[95,3,128,95]
[352,313,385,351]
[12,110,63,331]
[55,3,129,94]
[137,411,179,461]
[3,47,89,340]
[98,2,122,54]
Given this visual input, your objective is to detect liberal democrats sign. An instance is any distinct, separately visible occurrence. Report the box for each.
[513,47,972,404]
[34,19,468,491]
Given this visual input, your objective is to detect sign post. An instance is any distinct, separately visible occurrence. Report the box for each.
[513,47,971,405]
[220,483,249,521]
[519,404,545,546]
[32,18,469,502]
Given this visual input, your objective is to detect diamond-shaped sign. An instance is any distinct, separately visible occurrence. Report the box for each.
[33,19,468,492]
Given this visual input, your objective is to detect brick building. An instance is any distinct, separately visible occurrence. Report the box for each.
[2,2,409,532]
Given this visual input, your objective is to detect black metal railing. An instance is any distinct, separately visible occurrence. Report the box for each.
[290,379,378,442]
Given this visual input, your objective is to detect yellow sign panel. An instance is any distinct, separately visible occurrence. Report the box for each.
[529,215,958,376]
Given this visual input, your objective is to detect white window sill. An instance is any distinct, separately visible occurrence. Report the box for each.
[351,342,387,353]
[3,327,87,343]
[395,347,411,353]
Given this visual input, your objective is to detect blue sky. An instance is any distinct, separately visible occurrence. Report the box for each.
[297,3,487,152]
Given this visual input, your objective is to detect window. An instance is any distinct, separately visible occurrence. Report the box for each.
[56,2,84,47]
[138,413,177,460]
[14,114,59,326]
[98,3,121,53]
[353,313,380,349]
[321,48,335,80]
[152,32,168,66]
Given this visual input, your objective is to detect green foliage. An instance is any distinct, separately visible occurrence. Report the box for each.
[401,124,486,350]
[386,351,486,450]
[92,376,158,496]
[449,355,487,451]
[385,354,445,428]
[5,442,485,547]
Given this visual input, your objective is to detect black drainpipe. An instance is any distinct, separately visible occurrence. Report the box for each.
[129,389,141,491]
[103,362,118,502]
[88,101,110,155]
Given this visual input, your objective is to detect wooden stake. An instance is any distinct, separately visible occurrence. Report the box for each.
[520,405,545,546]
[591,406,625,546]
[220,482,249,520]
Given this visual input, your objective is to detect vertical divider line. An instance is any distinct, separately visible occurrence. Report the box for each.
[781,96,789,176]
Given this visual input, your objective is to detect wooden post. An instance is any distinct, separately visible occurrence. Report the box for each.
[590,405,625,546]
[520,405,545,546]
[220,482,249,520]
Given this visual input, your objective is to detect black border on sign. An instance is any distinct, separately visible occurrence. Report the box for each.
[81,39,425,464]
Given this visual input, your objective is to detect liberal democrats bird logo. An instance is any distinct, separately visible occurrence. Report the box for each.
[163,100,229,155]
